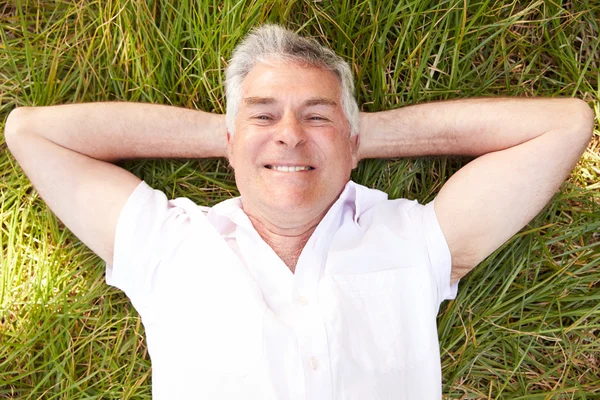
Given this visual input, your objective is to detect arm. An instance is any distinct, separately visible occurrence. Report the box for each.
[5,102,227,265]
[359,97,594,284]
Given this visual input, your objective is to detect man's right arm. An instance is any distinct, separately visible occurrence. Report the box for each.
[4,102,227,266]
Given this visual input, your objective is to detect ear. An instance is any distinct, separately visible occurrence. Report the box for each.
[226,131,235,169]
[350,134,360,169]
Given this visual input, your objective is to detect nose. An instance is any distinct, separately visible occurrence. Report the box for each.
[274,114,306,148]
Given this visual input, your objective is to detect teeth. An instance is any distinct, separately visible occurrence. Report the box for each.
[271,165,312,172]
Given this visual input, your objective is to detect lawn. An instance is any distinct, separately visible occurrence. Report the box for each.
[1,0,599,398]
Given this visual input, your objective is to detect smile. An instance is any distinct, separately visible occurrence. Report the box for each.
[265,165,315,172]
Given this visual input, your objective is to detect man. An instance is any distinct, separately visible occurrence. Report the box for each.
[4,24,593,399]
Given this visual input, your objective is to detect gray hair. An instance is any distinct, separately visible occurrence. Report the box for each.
[225,24,359,136]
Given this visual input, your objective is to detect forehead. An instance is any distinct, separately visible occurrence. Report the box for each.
[241,60,342,102]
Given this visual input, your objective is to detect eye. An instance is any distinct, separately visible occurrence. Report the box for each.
[251,114,274,123]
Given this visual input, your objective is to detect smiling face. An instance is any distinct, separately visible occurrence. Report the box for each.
[227,60,359,229]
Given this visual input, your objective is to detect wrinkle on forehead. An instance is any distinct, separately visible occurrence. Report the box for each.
[243,59,341,91]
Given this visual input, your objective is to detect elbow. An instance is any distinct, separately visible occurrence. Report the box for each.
[4,107,32,149]
[566,98,595,144]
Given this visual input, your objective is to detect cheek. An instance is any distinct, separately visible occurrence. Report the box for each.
[332,139,354,164]
[232,133,265,167]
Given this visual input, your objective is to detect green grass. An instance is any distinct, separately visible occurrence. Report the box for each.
[1,0,599,398]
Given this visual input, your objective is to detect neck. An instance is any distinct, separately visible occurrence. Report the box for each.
[246,212,322,274]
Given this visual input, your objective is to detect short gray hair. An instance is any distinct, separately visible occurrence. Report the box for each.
[225,24,359,136]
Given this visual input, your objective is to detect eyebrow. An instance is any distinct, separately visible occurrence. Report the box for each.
[302,97,337,108]
[244,97,276,106]
[243,96,338,108]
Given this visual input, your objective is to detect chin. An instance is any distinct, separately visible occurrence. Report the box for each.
[263,190,325,215]
[270,193,316,210]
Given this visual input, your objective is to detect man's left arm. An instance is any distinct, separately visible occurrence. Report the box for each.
[359,98,595,284]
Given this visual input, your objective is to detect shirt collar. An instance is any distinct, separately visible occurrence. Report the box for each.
[206,180,388,234]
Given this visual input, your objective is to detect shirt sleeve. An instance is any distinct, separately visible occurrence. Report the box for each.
[420,199,459,303]
[105,180,193,315]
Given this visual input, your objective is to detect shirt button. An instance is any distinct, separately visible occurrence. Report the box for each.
[309,357,319,371]
[297,296,309,306]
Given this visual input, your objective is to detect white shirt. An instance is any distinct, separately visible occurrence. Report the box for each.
[106,180,458,400]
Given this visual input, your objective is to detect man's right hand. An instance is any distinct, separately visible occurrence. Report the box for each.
[4,103,227,265]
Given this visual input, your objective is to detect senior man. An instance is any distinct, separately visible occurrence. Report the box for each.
[5,25,594,399]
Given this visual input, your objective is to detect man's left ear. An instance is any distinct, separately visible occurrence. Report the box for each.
[351,134,360,169]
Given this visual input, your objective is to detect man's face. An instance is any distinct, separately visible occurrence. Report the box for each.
[227,60,359,227]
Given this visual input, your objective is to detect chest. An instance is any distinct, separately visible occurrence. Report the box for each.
[143,225,440,372]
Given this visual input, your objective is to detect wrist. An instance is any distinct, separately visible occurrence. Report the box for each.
[357,111,384,160]
[199,112,227,158]
[357,111,372,160]
[212,113,228,158]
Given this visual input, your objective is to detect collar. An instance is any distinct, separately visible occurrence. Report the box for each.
[206,180,388,234]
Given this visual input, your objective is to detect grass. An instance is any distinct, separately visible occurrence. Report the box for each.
[1,0,599,398]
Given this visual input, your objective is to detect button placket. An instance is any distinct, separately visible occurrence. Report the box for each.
[291,200,345,400]
[293,254,333,399]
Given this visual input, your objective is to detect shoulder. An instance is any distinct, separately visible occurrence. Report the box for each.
[127,181,212,217]
[350,181,424,229]
[115,182,219,254]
